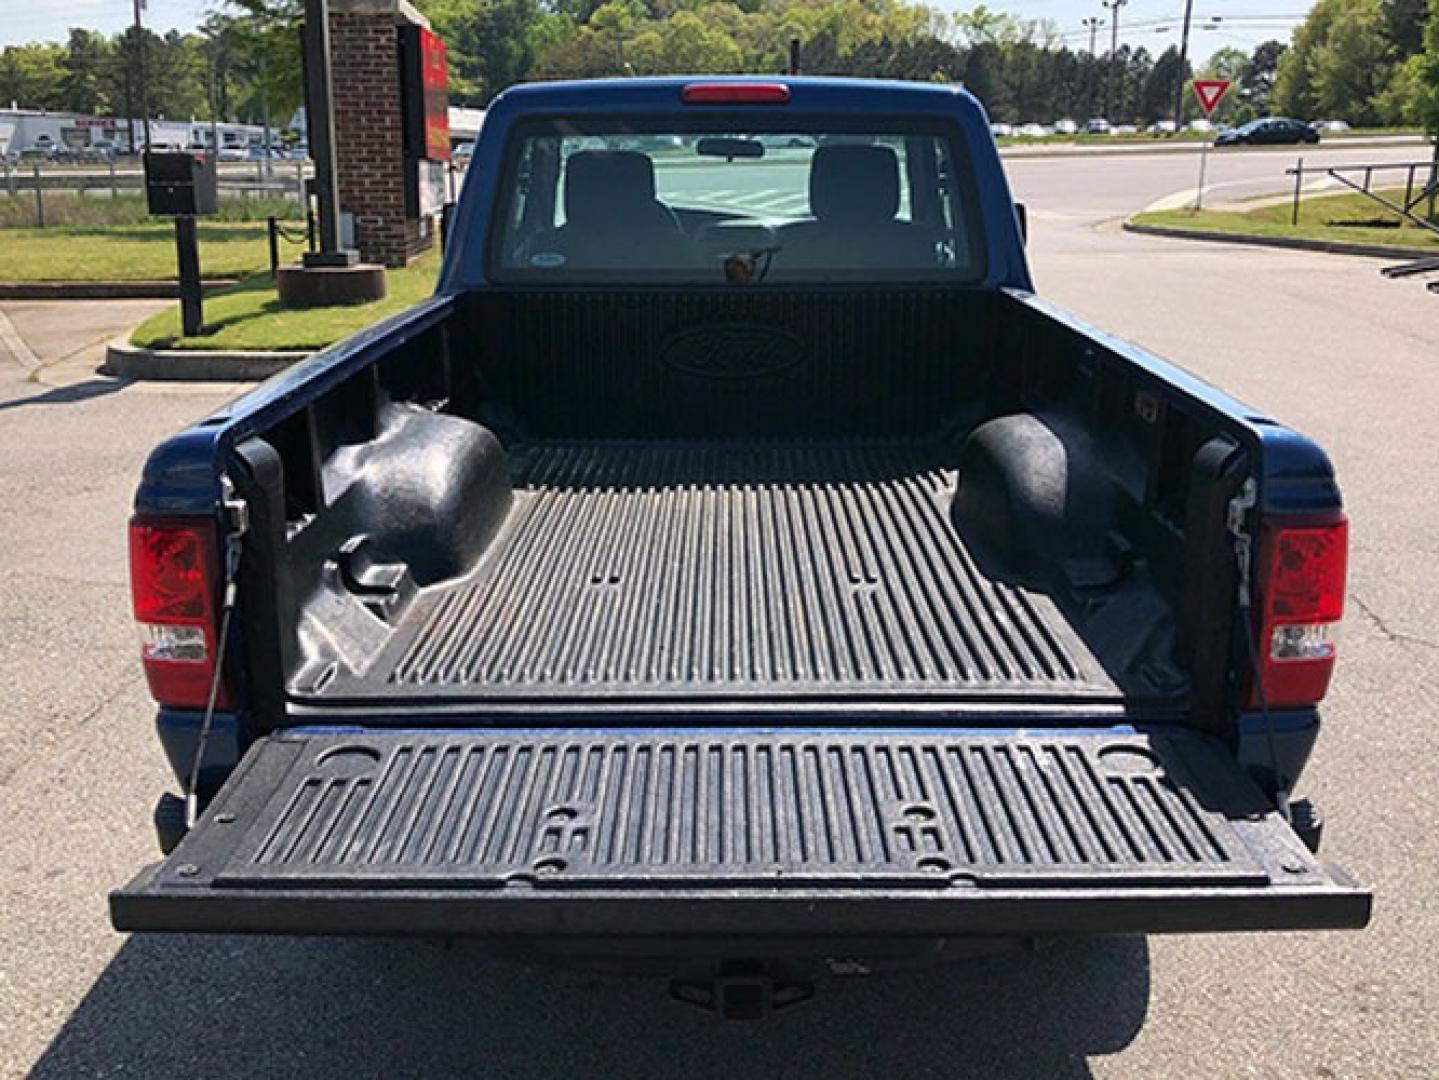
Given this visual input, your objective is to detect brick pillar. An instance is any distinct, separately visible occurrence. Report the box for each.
[329,0,434,267]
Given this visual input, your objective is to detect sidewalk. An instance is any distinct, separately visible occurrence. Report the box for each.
[0,298,166,386]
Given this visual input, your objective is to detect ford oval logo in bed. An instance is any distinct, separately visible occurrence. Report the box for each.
[661,323,805,379]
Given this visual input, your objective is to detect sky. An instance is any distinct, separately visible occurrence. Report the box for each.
[2,0,1309,61]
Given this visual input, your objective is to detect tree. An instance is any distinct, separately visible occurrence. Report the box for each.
[1275,0,1397,124]
[0,44,67,111]
[1384,0,1430,58]
[427,0,577,104]
[1241,40,1286,116]
[221,1,304,125]
[62,30,113,114]
[1141,45,1188,124]
[963,41,1009,118]
[1422,0,1439,135]
[951,5,1022,48]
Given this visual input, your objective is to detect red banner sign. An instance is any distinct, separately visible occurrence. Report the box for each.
[419,27,450,163]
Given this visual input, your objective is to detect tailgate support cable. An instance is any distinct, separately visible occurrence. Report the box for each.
[184,476,249,831]
[1228,478,1291,823]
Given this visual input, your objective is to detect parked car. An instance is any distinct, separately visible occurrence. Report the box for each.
[1313,120,1351,135]
[1187,119,1216,133]
[1017,122,1052,138]
[989,122,1013,137]
[1112,123,1139,135]
[111,78,1370,1013]
[1216,118,1320,147]
[1053,118,1079,135]
[1149,120,1178,135]
[1084,117,1111,135]
[58,146,118,162]
[452,140,476,168]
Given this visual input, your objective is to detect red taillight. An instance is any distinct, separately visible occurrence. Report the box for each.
[681,82,790,105]
[129,516,231,710]
[1250,514,1347,708]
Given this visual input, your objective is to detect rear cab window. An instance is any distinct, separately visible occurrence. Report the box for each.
[490,118,986,285]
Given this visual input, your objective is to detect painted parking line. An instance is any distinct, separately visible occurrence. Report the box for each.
[669,188,812,216]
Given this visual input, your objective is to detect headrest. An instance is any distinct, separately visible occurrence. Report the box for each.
[809,145,901,225]
[565,150,657,226]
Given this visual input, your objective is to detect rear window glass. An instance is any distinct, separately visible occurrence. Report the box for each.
[491,121,983,285]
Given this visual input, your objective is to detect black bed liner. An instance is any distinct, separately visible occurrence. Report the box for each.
[306,439,1119,705]
[112,727,1370,936]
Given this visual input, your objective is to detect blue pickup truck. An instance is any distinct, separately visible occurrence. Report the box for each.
[112,77,1368,1014]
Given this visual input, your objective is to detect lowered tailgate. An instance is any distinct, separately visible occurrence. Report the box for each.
[111,728,1370,936]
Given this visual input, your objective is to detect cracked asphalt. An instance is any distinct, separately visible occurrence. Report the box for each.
[1,143,1436,1078]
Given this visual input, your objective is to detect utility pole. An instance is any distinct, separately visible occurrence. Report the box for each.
[259,51,273,178]
[206,51,220,160]
[1171,0,1196,131]
[133,0,151,152]
[1082,17,1104,57]
[1102,0,1127,118]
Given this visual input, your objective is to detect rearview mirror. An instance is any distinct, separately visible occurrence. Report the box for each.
[696,137,765,161]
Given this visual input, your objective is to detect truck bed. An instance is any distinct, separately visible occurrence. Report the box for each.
[307,438,1117,706]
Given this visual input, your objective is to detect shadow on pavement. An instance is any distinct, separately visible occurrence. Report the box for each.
[0,377,130,412]
[32,933,1149,1078]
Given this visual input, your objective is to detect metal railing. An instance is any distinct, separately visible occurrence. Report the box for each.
[1284,156,1439,236]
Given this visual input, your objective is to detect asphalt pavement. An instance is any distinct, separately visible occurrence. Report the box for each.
[1,143,1436,1078]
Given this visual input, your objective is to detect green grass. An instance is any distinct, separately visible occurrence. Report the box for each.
[0,220,310,281]
[1131,187,1439,251]
[130,252,441,352]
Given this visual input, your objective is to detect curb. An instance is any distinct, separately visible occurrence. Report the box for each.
[0,280,241,301]
[1122,220,1436,261]
[103,337,309,382]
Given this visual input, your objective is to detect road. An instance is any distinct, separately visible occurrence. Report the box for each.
[1,143,1436,1078]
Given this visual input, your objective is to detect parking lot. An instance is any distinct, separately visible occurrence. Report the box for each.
[1,144,1436,1077]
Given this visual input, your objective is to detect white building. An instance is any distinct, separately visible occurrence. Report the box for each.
[0,108,277,156]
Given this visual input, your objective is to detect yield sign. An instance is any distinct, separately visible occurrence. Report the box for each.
[1192,79,1232,117]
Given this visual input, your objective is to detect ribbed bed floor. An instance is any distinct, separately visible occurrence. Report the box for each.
[335,441,1116,703]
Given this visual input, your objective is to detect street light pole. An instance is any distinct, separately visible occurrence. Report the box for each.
[1171,0,1195,131]
[1082,17,1104,56]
